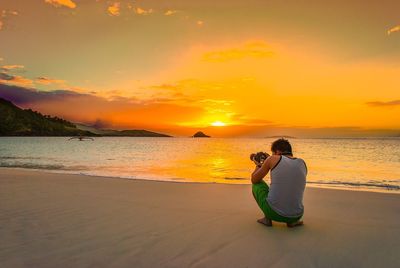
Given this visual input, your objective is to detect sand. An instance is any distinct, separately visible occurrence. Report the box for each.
[0,168,399,268]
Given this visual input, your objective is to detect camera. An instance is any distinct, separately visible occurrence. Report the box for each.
[250,152,270,165]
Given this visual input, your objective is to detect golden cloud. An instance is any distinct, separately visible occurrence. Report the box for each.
[35,76,66,85]
[1,10,18,17]
[150,84,180,90]
[0,74,33,87]
[10,76,34,86]
[387,25,400,35]
[164,10,178,16]
[202,41,273,62]
[230,114,273,126]
[134,7,154,15]
[44,0,77,9]
[199,99,234,106]
[2,65,25,70]
[107,2,120,16]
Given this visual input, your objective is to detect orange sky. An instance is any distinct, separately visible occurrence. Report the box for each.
[0,0,399,137]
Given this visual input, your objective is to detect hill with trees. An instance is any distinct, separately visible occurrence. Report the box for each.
[0,98,94,136]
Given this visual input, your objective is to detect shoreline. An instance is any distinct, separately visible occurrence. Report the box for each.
[1,168,399,267]
[1,166,399,195]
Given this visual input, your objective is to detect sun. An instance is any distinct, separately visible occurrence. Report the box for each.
[211,121,226,127]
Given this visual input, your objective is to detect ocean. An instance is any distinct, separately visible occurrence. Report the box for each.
[0,137,399,192]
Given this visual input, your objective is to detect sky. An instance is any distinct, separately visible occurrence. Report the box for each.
[0,0,399,137]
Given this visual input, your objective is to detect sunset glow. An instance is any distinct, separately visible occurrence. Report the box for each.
[211,121,226,127]
[0,0,399,137]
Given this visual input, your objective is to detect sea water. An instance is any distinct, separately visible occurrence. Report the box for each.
[0,137,399,192]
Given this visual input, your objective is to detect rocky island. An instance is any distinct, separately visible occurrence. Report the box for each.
[192,131,210,138]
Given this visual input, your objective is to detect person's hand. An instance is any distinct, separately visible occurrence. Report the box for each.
[253,159,262,168]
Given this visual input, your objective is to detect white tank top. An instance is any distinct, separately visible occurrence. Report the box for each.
[267,155,307,217]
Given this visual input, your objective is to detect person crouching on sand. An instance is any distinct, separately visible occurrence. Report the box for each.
[251,138,307,227]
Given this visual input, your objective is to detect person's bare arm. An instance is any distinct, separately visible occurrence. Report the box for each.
[251,155,280,184]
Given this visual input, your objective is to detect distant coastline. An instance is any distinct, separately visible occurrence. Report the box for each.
[265,135,297,139]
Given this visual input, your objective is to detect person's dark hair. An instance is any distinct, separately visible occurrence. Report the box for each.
[271,138,292,156]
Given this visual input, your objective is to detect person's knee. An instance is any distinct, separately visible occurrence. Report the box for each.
[252,183,258,192]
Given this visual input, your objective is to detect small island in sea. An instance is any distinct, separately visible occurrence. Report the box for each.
[192,131,210,138]
[0,98,171,137]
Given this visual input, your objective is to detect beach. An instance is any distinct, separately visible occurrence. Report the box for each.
[1,168,399,268]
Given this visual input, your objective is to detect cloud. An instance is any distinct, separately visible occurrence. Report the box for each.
[199,99,234,106]
[0,65,29,86]
[44,0,77,9]
[1,62,80,91]
[164,10,178,16]
[366,100,400,107]
[0,72,33,87]
[1,65,25,71]
[387,25,400,35]
[0,72,13,80]
[202,41,273,62]
[120,5,155,16]
[134,7,154,15]
[150,84,180,90]
[107,2,120,16]
[222,112,273,126]
[35,76,66,85]
[0,83,77,105]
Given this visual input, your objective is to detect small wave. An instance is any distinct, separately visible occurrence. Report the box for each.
[307,181,400,191]
[0,156,40,160]
[0,163,65,170]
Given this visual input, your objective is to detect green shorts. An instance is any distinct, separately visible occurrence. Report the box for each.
[252,180,302,224]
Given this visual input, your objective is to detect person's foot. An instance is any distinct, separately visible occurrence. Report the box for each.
[257,217,272,227]
[286,221,304,228]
